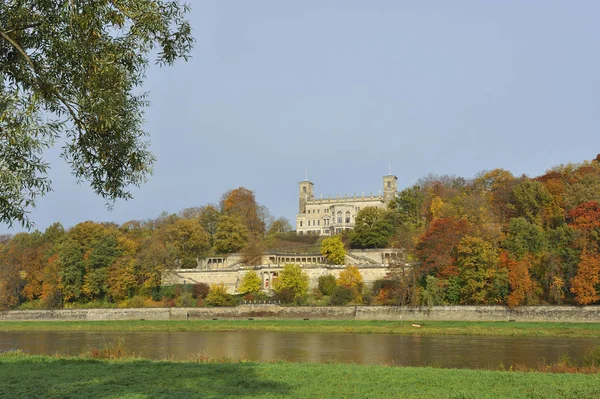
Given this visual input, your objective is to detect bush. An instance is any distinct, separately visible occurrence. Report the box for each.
[318,275,336,296]
[273,288,296,304]
[330,285,354,305]
[192,283,210,299]
[121,295,147,308]
[160,286,177,300]
[176,292,195,307]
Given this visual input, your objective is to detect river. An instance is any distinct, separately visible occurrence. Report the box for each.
[1,331,597,369]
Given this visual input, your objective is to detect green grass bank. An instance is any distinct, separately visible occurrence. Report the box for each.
[0,352,598,399]
[2,319,600,337]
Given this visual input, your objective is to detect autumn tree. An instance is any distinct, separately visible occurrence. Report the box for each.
[238,270,262,295]
[272,264,309,302]
[206,283,232,307]
[0,0,193,227]
[165,218,210,268]
[320,235,346,265]
[415,217,470,277]
[570,247,600,305]
[220,188,267,236]
[241,235,266,266]
[337,265,364,290]
[213,215,249,254]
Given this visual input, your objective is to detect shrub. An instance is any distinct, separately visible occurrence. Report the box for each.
[176,292,195,307]
[192,283,210,299]
[318,275,336,296]
[330,285,354,305]
[206,283,232,307]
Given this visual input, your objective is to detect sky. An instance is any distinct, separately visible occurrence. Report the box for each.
[3,0,600,235]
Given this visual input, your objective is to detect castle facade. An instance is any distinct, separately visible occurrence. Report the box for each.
[296,174,398,235]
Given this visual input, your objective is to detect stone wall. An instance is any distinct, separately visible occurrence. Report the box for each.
[2,305,599,322]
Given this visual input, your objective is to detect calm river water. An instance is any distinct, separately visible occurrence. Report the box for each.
[1,331,598,369]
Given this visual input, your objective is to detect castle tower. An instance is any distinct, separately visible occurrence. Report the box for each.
[299,180,314,214]
[383,175,398,204]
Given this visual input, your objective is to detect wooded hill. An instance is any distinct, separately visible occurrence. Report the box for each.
[2,156,600,308]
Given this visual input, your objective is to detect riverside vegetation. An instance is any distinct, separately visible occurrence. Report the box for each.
[3,156,600,310]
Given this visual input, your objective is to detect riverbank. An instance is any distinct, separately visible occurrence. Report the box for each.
[2,319,600,337]
[1,352,598,399]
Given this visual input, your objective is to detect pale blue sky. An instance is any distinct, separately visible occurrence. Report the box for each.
[3,0,600,234]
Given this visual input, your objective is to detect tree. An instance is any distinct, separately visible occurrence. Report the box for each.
[272,264,308,302]
[570,248,600,305]
[320,235,346,265]
[238,270,261,295]
[393,186,425,227]
[220,187,266,236]
[337,265,364,290]
[508,180,553,224]
[165,219,210,268]
[213,215,249,254]
[0,1,194,227]
[318,275,336,296]
[240,235,266,266]
[206,283,231,307]
[415,217,470,277]
[501,217,548,259]
[267,218,292,235]
[350,207,396,248]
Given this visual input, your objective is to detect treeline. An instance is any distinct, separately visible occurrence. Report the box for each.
[0,188,292,309]
[2,157,600,309]
[373,155,600,307]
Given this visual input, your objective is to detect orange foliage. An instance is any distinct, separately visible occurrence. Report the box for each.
[503,252,538,307]
[570,248,600,305]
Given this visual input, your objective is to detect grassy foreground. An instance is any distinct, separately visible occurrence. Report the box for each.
[0,352,598,399]
[1,319,600,337]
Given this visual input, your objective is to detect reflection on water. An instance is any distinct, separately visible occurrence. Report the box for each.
[1,331,598,369]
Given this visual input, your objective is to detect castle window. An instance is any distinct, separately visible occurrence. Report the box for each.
[387,181,391,188]
[345,211,351,224]
[300,221,303,227]
[318,220,320,226]
[337,211,342,224]
[303,187,307,193]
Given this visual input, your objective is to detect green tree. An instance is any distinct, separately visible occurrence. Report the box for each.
[508,180,553,224]
[317,275,336,296]
[272,264,308,302]
[213,215,249,254]
[393,185,425,226]
[320,235,346,265]
[238,270,261,295]
[0,1,193,227]
[350,207,396,248]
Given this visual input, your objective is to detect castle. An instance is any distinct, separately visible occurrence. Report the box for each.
[296,174,398,235]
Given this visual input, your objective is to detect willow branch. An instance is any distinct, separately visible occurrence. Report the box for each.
[0,29,84,130]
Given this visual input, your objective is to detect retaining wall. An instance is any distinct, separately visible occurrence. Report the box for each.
[1,305,599,322]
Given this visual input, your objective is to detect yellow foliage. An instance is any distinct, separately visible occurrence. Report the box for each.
[337,265,363,289]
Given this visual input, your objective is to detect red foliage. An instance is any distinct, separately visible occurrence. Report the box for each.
[416,218,470,277]
[568,201,600,232]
